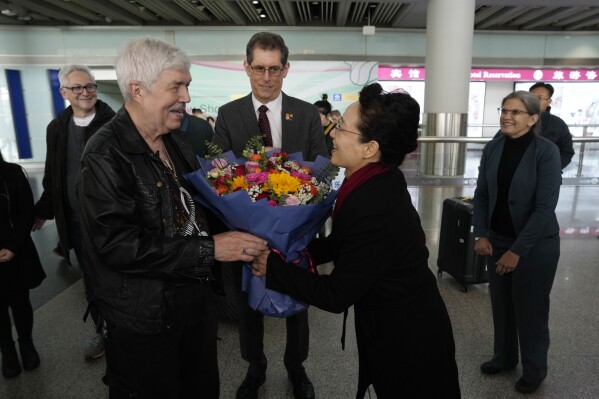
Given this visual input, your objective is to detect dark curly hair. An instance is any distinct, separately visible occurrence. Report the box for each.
[314,94,332,115]
[356,83,420,168]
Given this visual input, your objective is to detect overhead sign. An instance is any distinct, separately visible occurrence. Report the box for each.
[378,67,599,82]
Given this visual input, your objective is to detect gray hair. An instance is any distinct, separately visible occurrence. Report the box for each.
[58,65,95,88]
[502,90,541,133]
[115,37,190,102]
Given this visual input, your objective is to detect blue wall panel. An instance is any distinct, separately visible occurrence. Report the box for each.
[5,69,32,159]
[48,69,64,119]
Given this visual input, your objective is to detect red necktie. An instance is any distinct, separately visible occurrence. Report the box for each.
[258,105,273,147]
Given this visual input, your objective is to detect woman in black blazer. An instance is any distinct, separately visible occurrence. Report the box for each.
[0,152,45,378]
[253,83,460,398]
[473,91,561,394]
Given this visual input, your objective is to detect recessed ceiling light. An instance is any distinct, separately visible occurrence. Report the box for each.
[260,13,266,18]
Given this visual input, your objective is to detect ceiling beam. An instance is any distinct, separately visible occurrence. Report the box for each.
[336,0,351,27]
[172,0,211,23]
[390,3,416,28]
[211,0,247,25]
[520,7,583,30]
[108,0,159,22]
[278,0,297,26]
[18,0,89,25]
[474,5,504,25]
[74,0,145,25]
[476,6,529,29]
[135,0,195,25]
[553,7,599,27]
[563,13,599,30]
[508,7,558,27]
[43,0,103,21]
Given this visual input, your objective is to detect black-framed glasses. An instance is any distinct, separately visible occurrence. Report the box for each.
[334,121,362,137]
[249,65,285,76]
[498,107,530,117]
[63,84,98,94]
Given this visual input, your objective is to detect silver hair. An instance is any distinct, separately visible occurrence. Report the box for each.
[501,90,542,134]
[502,90,541,116]
[58,65,95,88]
[115,36,190,102]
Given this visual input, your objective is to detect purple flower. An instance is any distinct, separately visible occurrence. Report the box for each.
[290,170,311,181]
[245,161,260,173]
[211,158,228,168]
[246,172,269,184]
[285,196,301,206]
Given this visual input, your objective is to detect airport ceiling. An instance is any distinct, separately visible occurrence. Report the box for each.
[0,0,598,32]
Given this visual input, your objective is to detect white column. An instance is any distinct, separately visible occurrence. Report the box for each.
[420,0,475,176]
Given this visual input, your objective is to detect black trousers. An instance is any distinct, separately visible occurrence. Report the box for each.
[0,288,33,349]
[104,283,218,399]
[233,262,309,376]
[486,233,560,384]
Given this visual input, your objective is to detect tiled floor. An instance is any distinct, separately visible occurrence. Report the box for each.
[1,168,598,399]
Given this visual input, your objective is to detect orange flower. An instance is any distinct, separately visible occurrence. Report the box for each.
[216,185,228,195]
[249,154,262,162]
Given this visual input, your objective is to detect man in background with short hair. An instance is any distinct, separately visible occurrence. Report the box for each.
[529,82,574,170]
[32,64,115,361]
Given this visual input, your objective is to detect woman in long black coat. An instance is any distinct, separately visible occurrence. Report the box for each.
[253,83,461,398]
[0,152,46,378]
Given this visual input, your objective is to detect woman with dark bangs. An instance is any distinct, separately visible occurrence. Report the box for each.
[253,83,460,398]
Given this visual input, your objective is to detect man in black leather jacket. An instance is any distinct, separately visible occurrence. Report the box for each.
[77,37,267,399]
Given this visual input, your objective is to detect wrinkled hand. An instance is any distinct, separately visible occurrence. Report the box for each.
[251,250,271,276]
[0,248,15,263]
[474,237,493,257]
[32,218,46,232]
[495,250,520,275]
[213,231,267,262]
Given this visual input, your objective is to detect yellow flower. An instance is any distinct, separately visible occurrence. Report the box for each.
[269,173,301,196]
[230,175,247,191]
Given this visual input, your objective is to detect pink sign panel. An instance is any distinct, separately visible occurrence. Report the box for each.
[378,67,599,82]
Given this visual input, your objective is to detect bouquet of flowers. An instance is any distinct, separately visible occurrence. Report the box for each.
[185,137,339,317]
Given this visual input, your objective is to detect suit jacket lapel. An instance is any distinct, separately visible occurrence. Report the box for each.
[280,92,296,150]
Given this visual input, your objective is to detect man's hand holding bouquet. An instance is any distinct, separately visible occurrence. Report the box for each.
[185,137,338,317]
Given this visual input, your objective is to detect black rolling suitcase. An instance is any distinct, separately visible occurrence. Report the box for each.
[437,197,488,292]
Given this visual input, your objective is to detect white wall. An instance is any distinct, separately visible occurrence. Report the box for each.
[0,26,597,162]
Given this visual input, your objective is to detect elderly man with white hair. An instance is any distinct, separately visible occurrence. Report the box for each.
[77,37,267,399]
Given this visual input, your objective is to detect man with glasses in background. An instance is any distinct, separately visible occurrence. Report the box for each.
[32,65,115,361]
[213,32,327,399]
[528,82,574,171]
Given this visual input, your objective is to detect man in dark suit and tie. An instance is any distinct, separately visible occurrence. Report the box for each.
[213,32,327,399]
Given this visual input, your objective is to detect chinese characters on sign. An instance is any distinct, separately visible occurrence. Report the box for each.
[378,67,599,82]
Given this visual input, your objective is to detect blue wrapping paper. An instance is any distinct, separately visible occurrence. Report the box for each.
[185,151,337,318]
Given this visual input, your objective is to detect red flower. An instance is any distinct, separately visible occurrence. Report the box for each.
[233,165,245,176]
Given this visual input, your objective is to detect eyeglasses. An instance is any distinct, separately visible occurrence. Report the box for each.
[63,84,98,94]
[334,121,362,137]
[249,65,285,76]
[498,108,530,117]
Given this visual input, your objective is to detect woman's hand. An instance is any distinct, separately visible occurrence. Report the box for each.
[474,237,493,256]
[495,250,520,275]
[251,250,271,276]
[0,248,15,263]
